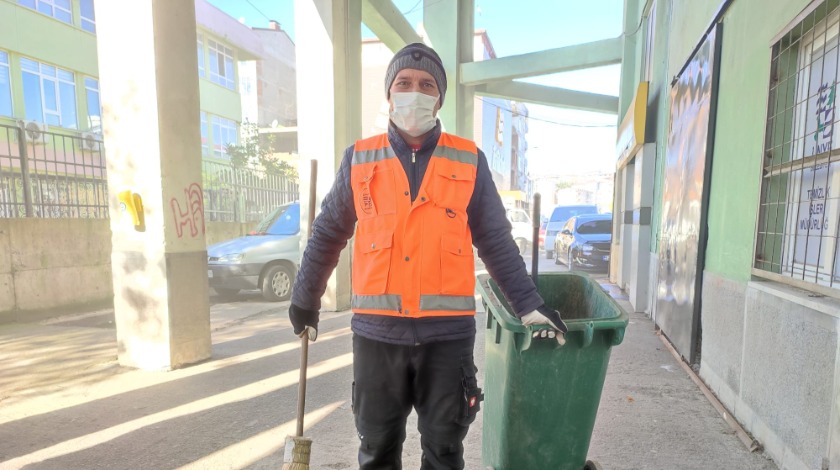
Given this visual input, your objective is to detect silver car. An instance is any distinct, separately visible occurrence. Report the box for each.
[207,202,300,301]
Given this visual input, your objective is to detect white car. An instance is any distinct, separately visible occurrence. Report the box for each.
[506,208,533,255]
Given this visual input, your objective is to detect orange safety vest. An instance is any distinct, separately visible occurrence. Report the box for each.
[350,132,478,318]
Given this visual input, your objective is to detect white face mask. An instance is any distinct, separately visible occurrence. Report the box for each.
[389,91,439,137]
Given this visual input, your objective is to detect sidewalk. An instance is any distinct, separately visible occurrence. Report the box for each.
[0,287,778,469]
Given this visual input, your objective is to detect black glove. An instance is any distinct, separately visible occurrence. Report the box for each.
[289,303,319,339]
[520,305,569,346]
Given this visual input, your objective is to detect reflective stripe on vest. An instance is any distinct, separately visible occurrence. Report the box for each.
[351,294,477,313]
[350,132,478,319]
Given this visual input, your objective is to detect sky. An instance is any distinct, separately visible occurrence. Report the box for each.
[207,0,625,177]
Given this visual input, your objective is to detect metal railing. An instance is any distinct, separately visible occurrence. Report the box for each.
[0,123,108,219]
[202,158,299,222]
[0,122,299,223]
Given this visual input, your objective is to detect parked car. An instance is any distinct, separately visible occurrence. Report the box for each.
[538,220,547,252]
[553,213,612,271]
[506,207,533,255]
[207,202,300,301]
[543,204,599,258]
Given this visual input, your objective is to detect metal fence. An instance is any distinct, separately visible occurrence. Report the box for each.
[202,159,299,223]
[0,123,108,219]
[0,122,299,223]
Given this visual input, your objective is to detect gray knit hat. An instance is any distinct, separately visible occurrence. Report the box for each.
[384,43,447,105]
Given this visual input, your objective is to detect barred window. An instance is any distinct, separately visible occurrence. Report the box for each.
[756,2,840,291]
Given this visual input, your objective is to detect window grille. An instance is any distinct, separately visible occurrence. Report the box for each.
[756,0,840,291]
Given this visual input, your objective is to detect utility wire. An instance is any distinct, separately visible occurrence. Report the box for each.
[403,0,450,16]
[245,0,271,22]
[402,0,423,15]
[622,11,646,38]
[477,97,617,128]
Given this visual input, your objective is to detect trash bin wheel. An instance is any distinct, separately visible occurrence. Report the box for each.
[583,460,603,470]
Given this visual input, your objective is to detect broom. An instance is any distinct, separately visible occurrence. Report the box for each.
[283,159,318,469]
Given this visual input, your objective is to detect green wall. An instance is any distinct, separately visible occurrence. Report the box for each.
[643,0,813,281]
[0,1,98,76]
[199,79,242,122]
[703,0,810,281]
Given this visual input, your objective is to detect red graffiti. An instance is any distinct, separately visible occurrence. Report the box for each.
[170,183,205,238]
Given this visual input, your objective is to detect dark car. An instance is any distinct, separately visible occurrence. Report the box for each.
[207,202,300,301]
[543,204,599,258]
[553,213,612,271]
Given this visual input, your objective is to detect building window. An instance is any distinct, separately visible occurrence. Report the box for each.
[207,39,235,90]
[85,77,100,132]
[18,0,72,24]
[197,34,205,78]
[21,57,77,129]
[756,4,840,291]
[0,51,11,117]
[80,0,95,33]
[200,111,208,154]
[211,115,237,158]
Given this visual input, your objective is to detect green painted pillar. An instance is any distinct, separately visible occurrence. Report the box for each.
[618,0,643,118]
[294,0,361,311]
[422,0,474,139]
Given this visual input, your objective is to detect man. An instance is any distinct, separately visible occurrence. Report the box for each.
[289,42,568,469]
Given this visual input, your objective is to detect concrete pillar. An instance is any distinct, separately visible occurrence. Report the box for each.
[422,0,474,138]
[628,143,655,313]
[610,168,624,285]
[96,0,210,370]
[619,162,635,290]
[294,0,361,311]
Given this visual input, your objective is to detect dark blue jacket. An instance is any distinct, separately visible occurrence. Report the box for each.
[291,122,545,345]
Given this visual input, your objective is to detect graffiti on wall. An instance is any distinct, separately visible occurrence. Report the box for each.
[170,183,205,238]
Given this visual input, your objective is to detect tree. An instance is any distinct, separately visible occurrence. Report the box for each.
[555,180,574,191]
[225,121,298,180]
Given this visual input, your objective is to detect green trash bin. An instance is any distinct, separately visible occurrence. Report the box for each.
[478,272,629,470]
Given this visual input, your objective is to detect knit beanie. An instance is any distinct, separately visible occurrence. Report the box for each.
[384,43,447,105]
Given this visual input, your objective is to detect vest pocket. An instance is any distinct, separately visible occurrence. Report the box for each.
[440,235,474,295]
[352,165,397,219]
[432,165,474,211]
[354,231,393,294]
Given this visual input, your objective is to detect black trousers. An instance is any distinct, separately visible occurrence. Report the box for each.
[352,334,482,470]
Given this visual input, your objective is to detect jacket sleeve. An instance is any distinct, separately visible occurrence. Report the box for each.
[467,149,545,317]
[291,145,358,310]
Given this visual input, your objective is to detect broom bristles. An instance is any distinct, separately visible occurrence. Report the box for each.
[282,435,312,469]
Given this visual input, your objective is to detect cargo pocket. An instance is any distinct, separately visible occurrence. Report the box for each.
[432,164,474,210]
[354,231,393,294]
[456,355,483,426]
[352,165,397,219]
[440,235,475,295]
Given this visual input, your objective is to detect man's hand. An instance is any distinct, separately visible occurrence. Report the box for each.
[289,304,319,341]
[520,305,569,346]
